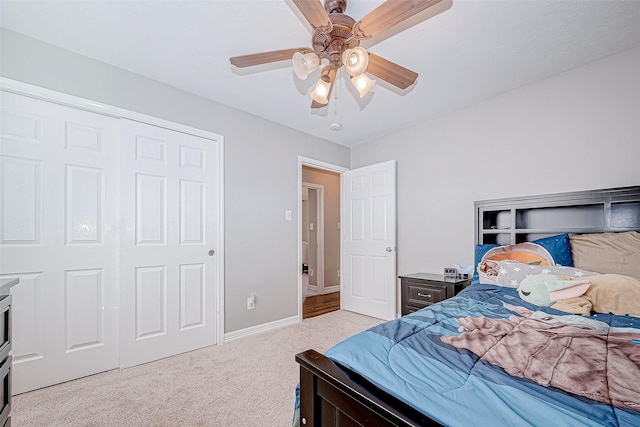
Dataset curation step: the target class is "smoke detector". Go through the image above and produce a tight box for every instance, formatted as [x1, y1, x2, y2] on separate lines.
[329, 122, 342, 131]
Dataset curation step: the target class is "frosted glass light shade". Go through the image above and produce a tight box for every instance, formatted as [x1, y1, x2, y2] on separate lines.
[351, 74, 375, 98]
[310, 77, 331, 104]
[292, 52, 320, 80]
[342, 46, 369, 76]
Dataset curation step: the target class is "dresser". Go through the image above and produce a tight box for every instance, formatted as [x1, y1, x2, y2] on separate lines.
[0, 278, 17, 427]
[399, 273, 469, 315]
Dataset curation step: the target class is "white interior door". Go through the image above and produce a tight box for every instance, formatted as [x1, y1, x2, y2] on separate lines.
[303, 183, 325, 295]
[119, 119, 219, 368]
[341, 160, 396, 320]
[0, 91, 119, 393]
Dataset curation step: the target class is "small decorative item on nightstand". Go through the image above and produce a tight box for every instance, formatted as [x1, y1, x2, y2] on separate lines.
[443, 267, 458, 279]
[399, 273, 470, 315]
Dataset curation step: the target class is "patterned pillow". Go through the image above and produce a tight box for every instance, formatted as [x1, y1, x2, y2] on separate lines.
[478, 242, 555, 285]
[495, 262, 597, 288]
[473, 244, 499, 281]
[474, 233, 574, 282]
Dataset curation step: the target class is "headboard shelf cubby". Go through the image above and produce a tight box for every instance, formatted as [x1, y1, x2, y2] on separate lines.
[475, 186, 640, 245]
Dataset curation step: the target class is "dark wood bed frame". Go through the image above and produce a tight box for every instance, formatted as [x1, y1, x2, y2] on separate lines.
[295, 185, 640, 427]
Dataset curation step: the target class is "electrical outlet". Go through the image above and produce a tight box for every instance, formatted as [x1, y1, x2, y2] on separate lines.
[337, 269, 340, 277]
[247, 294, 255, 310]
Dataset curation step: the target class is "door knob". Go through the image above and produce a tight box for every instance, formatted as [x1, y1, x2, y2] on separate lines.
[208, 250, 215, 256]
[386, 247, 394, 252]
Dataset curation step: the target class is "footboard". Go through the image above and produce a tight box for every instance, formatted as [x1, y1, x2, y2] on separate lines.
[295, 350, 441, 427]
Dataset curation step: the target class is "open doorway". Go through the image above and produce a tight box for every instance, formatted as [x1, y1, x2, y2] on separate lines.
[301, 165, 342, 318]
[298, 158, 397, 322]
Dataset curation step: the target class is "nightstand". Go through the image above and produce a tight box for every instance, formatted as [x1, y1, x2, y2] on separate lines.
[0, 278, 17, 427]
[399, 273, 470, 315]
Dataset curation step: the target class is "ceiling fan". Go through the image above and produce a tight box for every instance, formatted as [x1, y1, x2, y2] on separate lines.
[230, 0, 452, 108]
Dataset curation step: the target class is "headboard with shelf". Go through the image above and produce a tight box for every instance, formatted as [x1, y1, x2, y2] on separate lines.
[475, 186, 640, 245]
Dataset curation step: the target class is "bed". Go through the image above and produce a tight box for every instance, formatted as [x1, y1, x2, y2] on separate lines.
[295, 186, 640, 427]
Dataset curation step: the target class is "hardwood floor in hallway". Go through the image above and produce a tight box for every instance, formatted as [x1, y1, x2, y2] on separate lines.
[302, 292, 340, 319]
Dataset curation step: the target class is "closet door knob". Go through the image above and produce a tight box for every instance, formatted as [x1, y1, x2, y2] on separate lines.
[208, 250, 215, 256]
[386, 247, 394, 252]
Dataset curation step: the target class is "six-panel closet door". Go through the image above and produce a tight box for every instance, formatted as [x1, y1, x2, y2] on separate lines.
[119, 119, 219, 368]
[0, 90, 221, 394]
[0, 92, 120, 394]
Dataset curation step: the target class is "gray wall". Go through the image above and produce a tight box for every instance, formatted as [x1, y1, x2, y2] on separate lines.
[0, 29, 350, 333]
[351, 47, 640, 285]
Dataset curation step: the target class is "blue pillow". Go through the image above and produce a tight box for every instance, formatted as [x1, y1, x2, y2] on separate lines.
[532, 233, 574, 267]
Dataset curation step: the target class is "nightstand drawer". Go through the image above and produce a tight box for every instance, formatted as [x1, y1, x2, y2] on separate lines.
[407, 284, 446, 306]
[400, 273, 468, 316]
[404, 305, 423, 315]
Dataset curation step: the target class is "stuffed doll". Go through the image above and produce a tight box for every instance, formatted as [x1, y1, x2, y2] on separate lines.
[517, 273, 640, 317]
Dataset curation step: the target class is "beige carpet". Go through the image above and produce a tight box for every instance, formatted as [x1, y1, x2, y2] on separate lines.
[12, 310, 382, 427]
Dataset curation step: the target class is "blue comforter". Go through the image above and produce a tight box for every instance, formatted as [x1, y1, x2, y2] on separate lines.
[325, 284, 640, 427]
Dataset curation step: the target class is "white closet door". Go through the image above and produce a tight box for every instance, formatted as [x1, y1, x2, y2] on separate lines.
[0, 91, 119, 394]
[119, 119, 219, 367]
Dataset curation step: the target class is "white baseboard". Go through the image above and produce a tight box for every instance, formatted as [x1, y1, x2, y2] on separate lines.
[224, 315, 299, 342]
[305, 285, 339, 296]
[323, 285, 340, 294]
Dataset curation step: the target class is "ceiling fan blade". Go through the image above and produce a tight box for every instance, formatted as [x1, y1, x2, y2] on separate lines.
[311, 67, 337, 109]
[292, 0, 333, 34]
[353, 0, 444, 40]
[366, 53, 418, 89]
[230, 48, 312, 68]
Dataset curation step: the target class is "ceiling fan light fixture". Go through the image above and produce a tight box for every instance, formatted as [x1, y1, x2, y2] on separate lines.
[231, 0, 446, 108]
[351, 73, 375, 98]
[342, 46, 369, 76]
[292, 52, 320, 80]
[310, 75, 331, 104]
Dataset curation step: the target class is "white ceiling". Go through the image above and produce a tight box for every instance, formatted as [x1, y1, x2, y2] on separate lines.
[2, 0, 640, 148]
